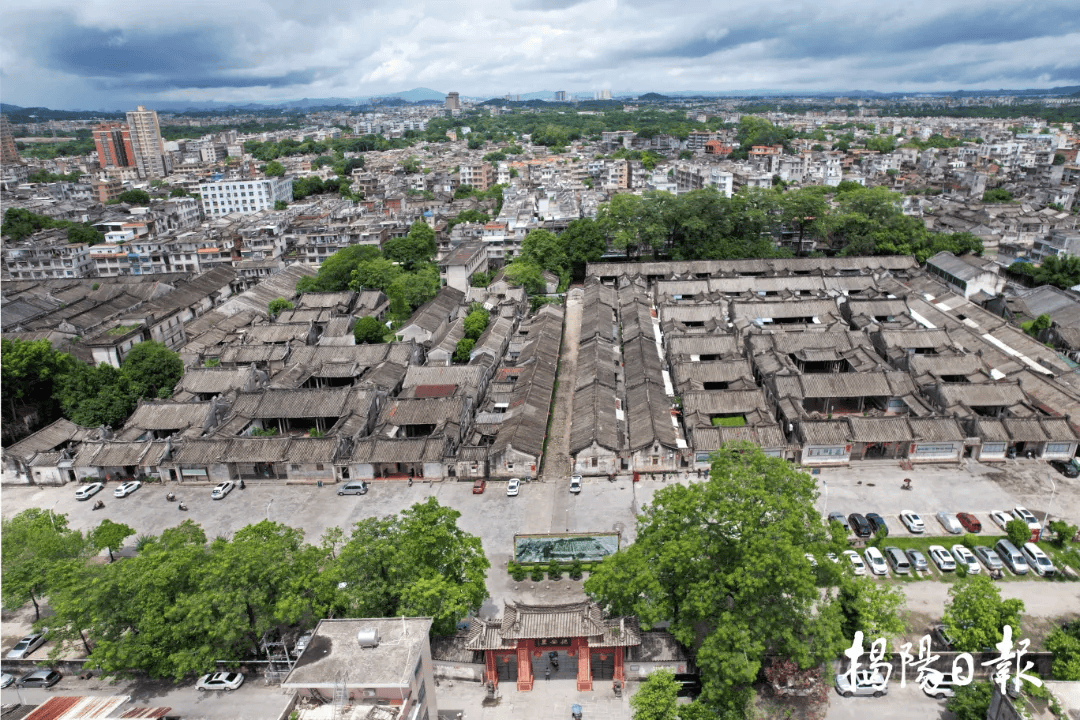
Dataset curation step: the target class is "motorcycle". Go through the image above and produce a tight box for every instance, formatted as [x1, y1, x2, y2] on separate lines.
[178, 502, 188, 511]
[166, 492, 176, 502]
[92, 499, 105, 510]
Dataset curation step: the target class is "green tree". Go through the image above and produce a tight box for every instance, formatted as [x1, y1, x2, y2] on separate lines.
[67, 224, 105, 245]
[1021, 313, 1052, 338]
[585, 443, 844, 717]
[946, 680, 993, 720]
[561, 218, 608, 281]
[1045, 622, 1080, 680]
[2, 509, 88, 619]
[268, 297, 294, 318]
[117, 189, 151, 206]
[630, 669, 679, 720]
[274, 200, 288, 211]
[942, 575, 1024, 652]
[91, 518, 136, 562]
[1005, 518, 1031, 548]
[121, 341, 184, 400]
[463, 307, 490, 340]
[838, 574, 906, 640]
[1047, 520, 1078, 547]
[353, 316, 386, 344]
[521, 229, 568, 277]
[297, 244, 382, 293]
[264, 161, 286, 177]
[982, 189, 1013, 203]
[169, 187, 191, 197]
[383, 221, 437, 271]
[454, 338, 476, 363]
[502, 259, 547, 295]
[54, 362, 138, 427]
[1, 337, 73, 426]
[350, 256, 403, 293]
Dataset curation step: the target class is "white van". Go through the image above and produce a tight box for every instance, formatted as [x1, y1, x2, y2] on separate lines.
[337, 481, 369, 496]
[994, 539, 1028, 575]
[1021, 543, 1056, 577]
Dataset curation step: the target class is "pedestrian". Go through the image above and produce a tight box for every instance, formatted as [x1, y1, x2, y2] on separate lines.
[545, 669, 550, 681]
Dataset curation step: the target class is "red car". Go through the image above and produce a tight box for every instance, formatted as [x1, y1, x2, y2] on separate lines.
[472, 479, 486, 494]
[956, 512, 982, 533]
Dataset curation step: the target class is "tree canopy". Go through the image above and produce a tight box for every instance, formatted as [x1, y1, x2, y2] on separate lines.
[1, 207, 104, 245]
[28, 499, 487, 679]
[585, 443, 846, 717]
[353, 316, 386, 344]
[942, 575, 1024, 652]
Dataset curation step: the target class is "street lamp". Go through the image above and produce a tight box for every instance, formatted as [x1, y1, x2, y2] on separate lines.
[820, 478, 828, 518]
[1045, 473, 1057, 534]
[266, 498, 273, 521]
[565, 509, 569, 533]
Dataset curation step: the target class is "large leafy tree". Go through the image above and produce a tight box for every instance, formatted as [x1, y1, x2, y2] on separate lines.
[630, 669, 679, 720]
[54, 362, 138, 427]
[383, 221, 437, 271]
[353, 316, 386, 344]
[297, 244, 381, 293]
[502, 259, 547, 295]
[521, 229, 568, 277]
[838, 574, 906, 640]
[585, 443, 845, 717]
[2, 509, 88, 619]
[560, 218, 607, 280]
[942, 575, 1024, 652]
[1046, 622, 1080, 680]
[90, 518, 136, 562]
[1, 337, 73, 425]
[121, 341, 184, 399]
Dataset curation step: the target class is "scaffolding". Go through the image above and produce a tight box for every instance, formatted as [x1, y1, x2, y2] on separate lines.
[261, 630, 297, 685]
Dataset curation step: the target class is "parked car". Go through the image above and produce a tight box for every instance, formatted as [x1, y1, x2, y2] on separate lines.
[337, 481, 369, 495]
[834, 669, 888, 698]
[863, 546, 888, 576]
[828, 512, 850, 531]
[472, 479, 486, 494]
[210, 481, 234, 499]
[74, 482, 104, 500]
[956, 512, 982, 533]
[569, 475, 582, 493]
[906, 549, 930, 573]
[973, 546, 1004, 572]
[196, 672, 245, 691]
[1021, 543, 1056, 577]
[951, 545, 981, 574]
[865, 513, 889, 537]
[506, 478, 520, 496]
[848, 513, 873, 538]
[1013, 506, 1040, 532]
[884, 546, 910, 574]
[928, 545, 956, 572]
[922, 671, 961, 699]
[16, 670, 61, 688]
[900, 511, 925, 534]
[0, 673, 13, 689]
[804, 553, 817, 567]
[842, 549, 866, 576]
[932, 623, 957, 650]
[936, 512, 963, 534]
[6, 629, 47, 659]
[825, 553, 840, 564]
[113, 480, 142, 498]
[994, 539, 1029, 576]
[990, 510, 1014, 530]
[1049, 459, 1080, 478]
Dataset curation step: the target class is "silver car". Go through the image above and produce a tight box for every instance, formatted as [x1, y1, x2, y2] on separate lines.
[973, 546, 1004, 571]
[906, 549, 930, 572]
[936, 512, 963, 534]
[835, 669, 888, 698]
[6, 629, 47, 659]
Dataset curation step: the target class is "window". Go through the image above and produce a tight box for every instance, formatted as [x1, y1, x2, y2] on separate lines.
[591, 457, 598, 467]
[290, 464, 300, 471]
[1046, 442, 1071, 454]
[913, 443, 955, 456]
[316, 463, 325, 471]
[807, 447, 846, 457]
[982, 442, 1006, 454]
[416, 681, 426, 706]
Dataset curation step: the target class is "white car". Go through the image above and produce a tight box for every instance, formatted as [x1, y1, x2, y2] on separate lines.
[6, 629, 48, 659]
[1021, 543, 1057, 577]
[990, 510, 1014, 530]
[936, 512, 963, 534]
[0, 673, 13, 689]
[1013, 506, 1040, 531]
[74, 482, 104, 500]
[842, 550, 866, 576]
[506, 478, 520, 496]
[950, 545, 981, 574]
[113, 480, 142, 498]
[196, 671, 245, 691]
[835, 669, 888, 698]
[928, 545, 956, 572]
[569, 475, 582, 493]
[210, 481, 235, 500]
[900, 511, 925, 534]
[825, 553, 840, 564]
[863, 547, 888, 576]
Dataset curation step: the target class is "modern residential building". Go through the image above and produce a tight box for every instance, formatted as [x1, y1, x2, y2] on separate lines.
[126, 106, 170, 178]
[93, 122, 136, 169]
[2, 229, 95, 279]
[198, 177, 294, 216]
[554, 91, 567, 102]
[445, 92, 460, 111]
[0, 114, 22, 166]
[459, 163, 493, 191]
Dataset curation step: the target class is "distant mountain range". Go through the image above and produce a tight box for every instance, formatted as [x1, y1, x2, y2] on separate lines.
[3, 84, 1078, 116]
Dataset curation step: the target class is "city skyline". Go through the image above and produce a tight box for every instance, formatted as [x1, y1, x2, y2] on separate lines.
[1, 0, 1078, 110]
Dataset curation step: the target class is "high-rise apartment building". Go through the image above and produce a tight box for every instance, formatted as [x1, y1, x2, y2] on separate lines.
[554, 91, 567, 102]
[93, 122, 135, 169]
[126, 106, 170, 178]
[0, 115, 23, 166]
[445, 92, 460, 110]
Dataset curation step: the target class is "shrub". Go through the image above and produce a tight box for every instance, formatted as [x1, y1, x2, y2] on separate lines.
[510, 563, 527, 581]
[962, 533, 979, 550]
[547, 561, 563, 580]
[1006, 518, 1031, 548]
[530, 566, 545, 582]
[569, 557, 584, 580]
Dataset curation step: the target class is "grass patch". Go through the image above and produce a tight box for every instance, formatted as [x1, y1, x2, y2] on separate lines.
[711, 415, 747, 427]
[106, 323, 141, 336]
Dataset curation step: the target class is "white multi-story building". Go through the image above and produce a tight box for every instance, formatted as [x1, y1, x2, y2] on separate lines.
[198, 177, 294, 217]
[126, 106, 171, 178]
[3, 230, 95, 279]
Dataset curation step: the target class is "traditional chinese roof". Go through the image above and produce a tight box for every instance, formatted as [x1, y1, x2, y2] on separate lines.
[465, 601, 640, 651]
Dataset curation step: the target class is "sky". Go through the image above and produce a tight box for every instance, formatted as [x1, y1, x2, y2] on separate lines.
[2, 0, 1079, 110]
